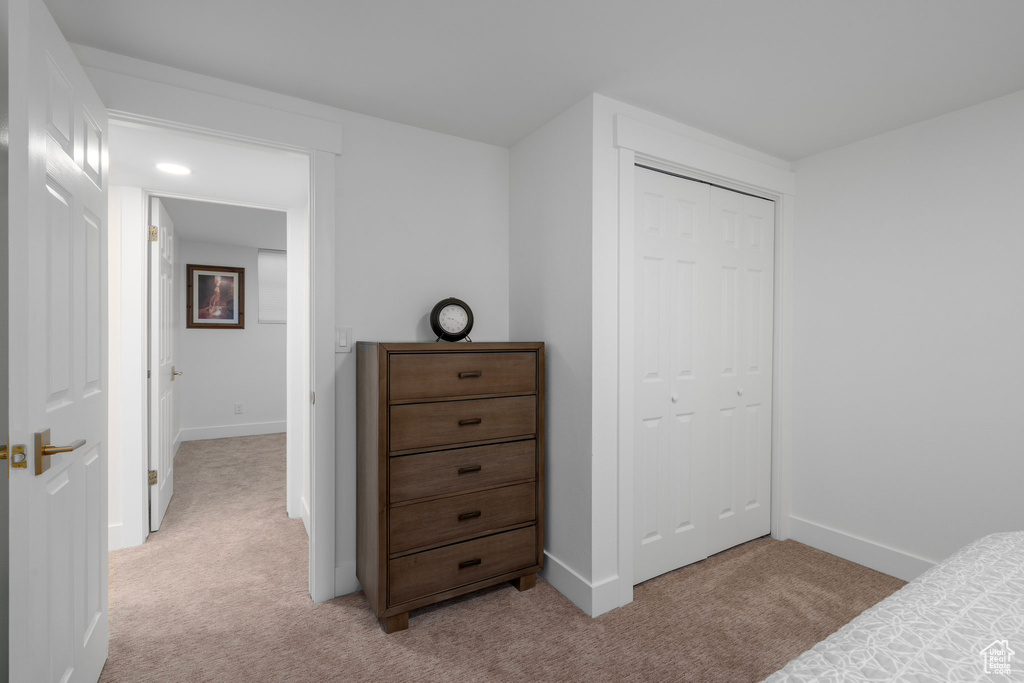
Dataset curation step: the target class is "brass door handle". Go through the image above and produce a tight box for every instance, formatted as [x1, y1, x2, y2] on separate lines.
[35, 428, 86, 476]
[42, 439, 86, 456]
[172, 366, 183, 380]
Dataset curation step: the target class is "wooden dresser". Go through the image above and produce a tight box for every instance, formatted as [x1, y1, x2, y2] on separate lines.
[356, 342, 545, 633]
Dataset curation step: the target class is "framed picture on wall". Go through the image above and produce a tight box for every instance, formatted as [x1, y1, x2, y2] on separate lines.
[187, 264, 245, 329]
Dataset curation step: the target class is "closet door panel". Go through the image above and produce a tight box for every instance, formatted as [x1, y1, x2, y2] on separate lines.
[633, 168, 710, 583]
[707, 188, 774, 555]
[633, 167, 775, 582]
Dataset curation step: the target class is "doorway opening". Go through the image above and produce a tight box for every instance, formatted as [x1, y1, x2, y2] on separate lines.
[106, 120, 313, 570]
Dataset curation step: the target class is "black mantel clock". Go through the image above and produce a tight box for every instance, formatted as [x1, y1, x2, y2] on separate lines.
[430, 297, 473, 342]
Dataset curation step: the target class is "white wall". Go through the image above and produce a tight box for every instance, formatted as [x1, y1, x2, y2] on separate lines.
[790, 88, 1024, 579]
[177, 239, 287, 440]
[332, 110, 511, 593]
[509, 96, 595, 603]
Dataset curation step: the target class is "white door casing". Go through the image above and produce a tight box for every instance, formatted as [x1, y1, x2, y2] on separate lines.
[633, 167, 773, 584]
[8, 0, 109, 679]
[148, 197, 176, 531]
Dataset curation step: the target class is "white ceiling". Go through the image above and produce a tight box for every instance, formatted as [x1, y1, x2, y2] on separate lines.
[49, 0, 1024, 160]
[109, 123, 301, 250]
[108, 123, 309, 210]
[158, 198, 287, 251]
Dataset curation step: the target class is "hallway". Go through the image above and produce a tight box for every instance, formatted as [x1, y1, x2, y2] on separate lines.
[102, 433, 308, 681]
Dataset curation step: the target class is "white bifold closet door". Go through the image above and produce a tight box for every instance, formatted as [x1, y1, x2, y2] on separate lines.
[633, 166, 774, 584]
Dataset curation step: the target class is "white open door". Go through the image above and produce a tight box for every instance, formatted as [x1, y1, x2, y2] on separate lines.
[148, 197, 176, 530]
[7, 0, 109, 680]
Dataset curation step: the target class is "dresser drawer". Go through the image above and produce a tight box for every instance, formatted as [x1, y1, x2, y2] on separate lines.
[389, 396, 536, 452]
[390, 352, 536, 401]
[388, 527, 537, 606]
[389, 482, 536, 554]
[390, 441, 536, 503]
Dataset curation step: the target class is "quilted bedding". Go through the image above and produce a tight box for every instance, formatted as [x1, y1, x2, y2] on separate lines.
[764, 532, 1024, 682]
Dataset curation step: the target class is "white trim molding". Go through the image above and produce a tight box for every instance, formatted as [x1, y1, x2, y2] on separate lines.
[612, 111, 797, 611]
[788, 515, 936, 581]
[178, 421, 286, 442]
[334, 561, 359, 597]
[73, 44, 344, 155]
[308, 150, 337, 603]
[614, 115, 795, 196]
[541, 552, 621, 618]
[108, 523, 125, 553]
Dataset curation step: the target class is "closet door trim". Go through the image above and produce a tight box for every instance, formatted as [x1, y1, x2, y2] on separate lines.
[613, 113, 796, 609]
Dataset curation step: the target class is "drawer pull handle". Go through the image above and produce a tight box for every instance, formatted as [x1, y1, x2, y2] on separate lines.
[458, 510, 482, 521]
[458, 558, 482, 569]
[458, 371, 483, 378]
[458, 418, 482, 426]
[457, 465, 482, 475]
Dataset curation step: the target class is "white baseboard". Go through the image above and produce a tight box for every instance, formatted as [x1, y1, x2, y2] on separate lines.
[335, 561, 360, 596]
[788, 515, 936, 582]
[109, 523, 124, 552]
[540, 551, 622, 618]
[172, 429, 182, 457]
[179, 421, 286, 442]
[108, 522, 146, 552]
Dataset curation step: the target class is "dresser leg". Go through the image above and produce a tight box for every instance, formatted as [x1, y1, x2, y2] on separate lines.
[513, 573, 537, 592]
[381, 613, 409, 634]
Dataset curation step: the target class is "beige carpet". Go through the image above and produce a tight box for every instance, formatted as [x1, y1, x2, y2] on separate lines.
[101, 434, 904, 682]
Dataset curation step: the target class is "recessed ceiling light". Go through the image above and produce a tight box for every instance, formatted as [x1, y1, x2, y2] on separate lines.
[156, 162, 191, 175]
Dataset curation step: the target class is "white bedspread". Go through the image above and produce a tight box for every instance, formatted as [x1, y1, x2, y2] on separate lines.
[765, 531, 1024, 682]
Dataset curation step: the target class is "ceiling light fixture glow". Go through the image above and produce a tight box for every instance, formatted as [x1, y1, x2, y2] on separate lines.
[156, 162, 192, 175]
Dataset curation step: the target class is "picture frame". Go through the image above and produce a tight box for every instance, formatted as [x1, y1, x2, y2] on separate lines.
[186, 264, 245, 329]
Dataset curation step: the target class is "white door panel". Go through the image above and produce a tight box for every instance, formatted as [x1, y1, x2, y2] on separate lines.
[8, 0, 109, 679]
[149, 198, 176, 530]
[634, 167, 773, 584]
[633, 168, 711, 583]
[706, 186, 774, 556]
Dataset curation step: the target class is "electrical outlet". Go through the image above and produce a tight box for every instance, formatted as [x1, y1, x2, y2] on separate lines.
[234, 403, 244, 414]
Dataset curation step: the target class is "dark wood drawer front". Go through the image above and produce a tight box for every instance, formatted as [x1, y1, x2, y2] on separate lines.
[389, 527, 537, 606]
[389, 441, 536, 503]
[390, 396, 536, 452]
[389, 352, 536, 401]
[389, 483, 536, 554]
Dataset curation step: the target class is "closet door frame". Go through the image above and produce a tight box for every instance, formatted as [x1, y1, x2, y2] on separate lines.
[613, 114, 796, 607]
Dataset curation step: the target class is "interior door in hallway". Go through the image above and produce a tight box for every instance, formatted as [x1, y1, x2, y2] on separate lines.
[7, 0, 110, 679]
[148, 197, 176, 531]
[633, 167, 774, 584]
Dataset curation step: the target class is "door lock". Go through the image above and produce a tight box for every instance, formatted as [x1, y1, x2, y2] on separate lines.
[172, 365, 183, 380]
[1, 442, 28, 472]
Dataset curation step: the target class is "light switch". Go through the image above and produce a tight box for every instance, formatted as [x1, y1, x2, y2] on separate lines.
[336, 326, 353, 353]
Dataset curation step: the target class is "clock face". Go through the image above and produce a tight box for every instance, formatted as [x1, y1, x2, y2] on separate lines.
[438, 304, 469, 334]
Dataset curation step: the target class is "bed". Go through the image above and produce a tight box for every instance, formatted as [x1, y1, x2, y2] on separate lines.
[765, 531, 1024, 682]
